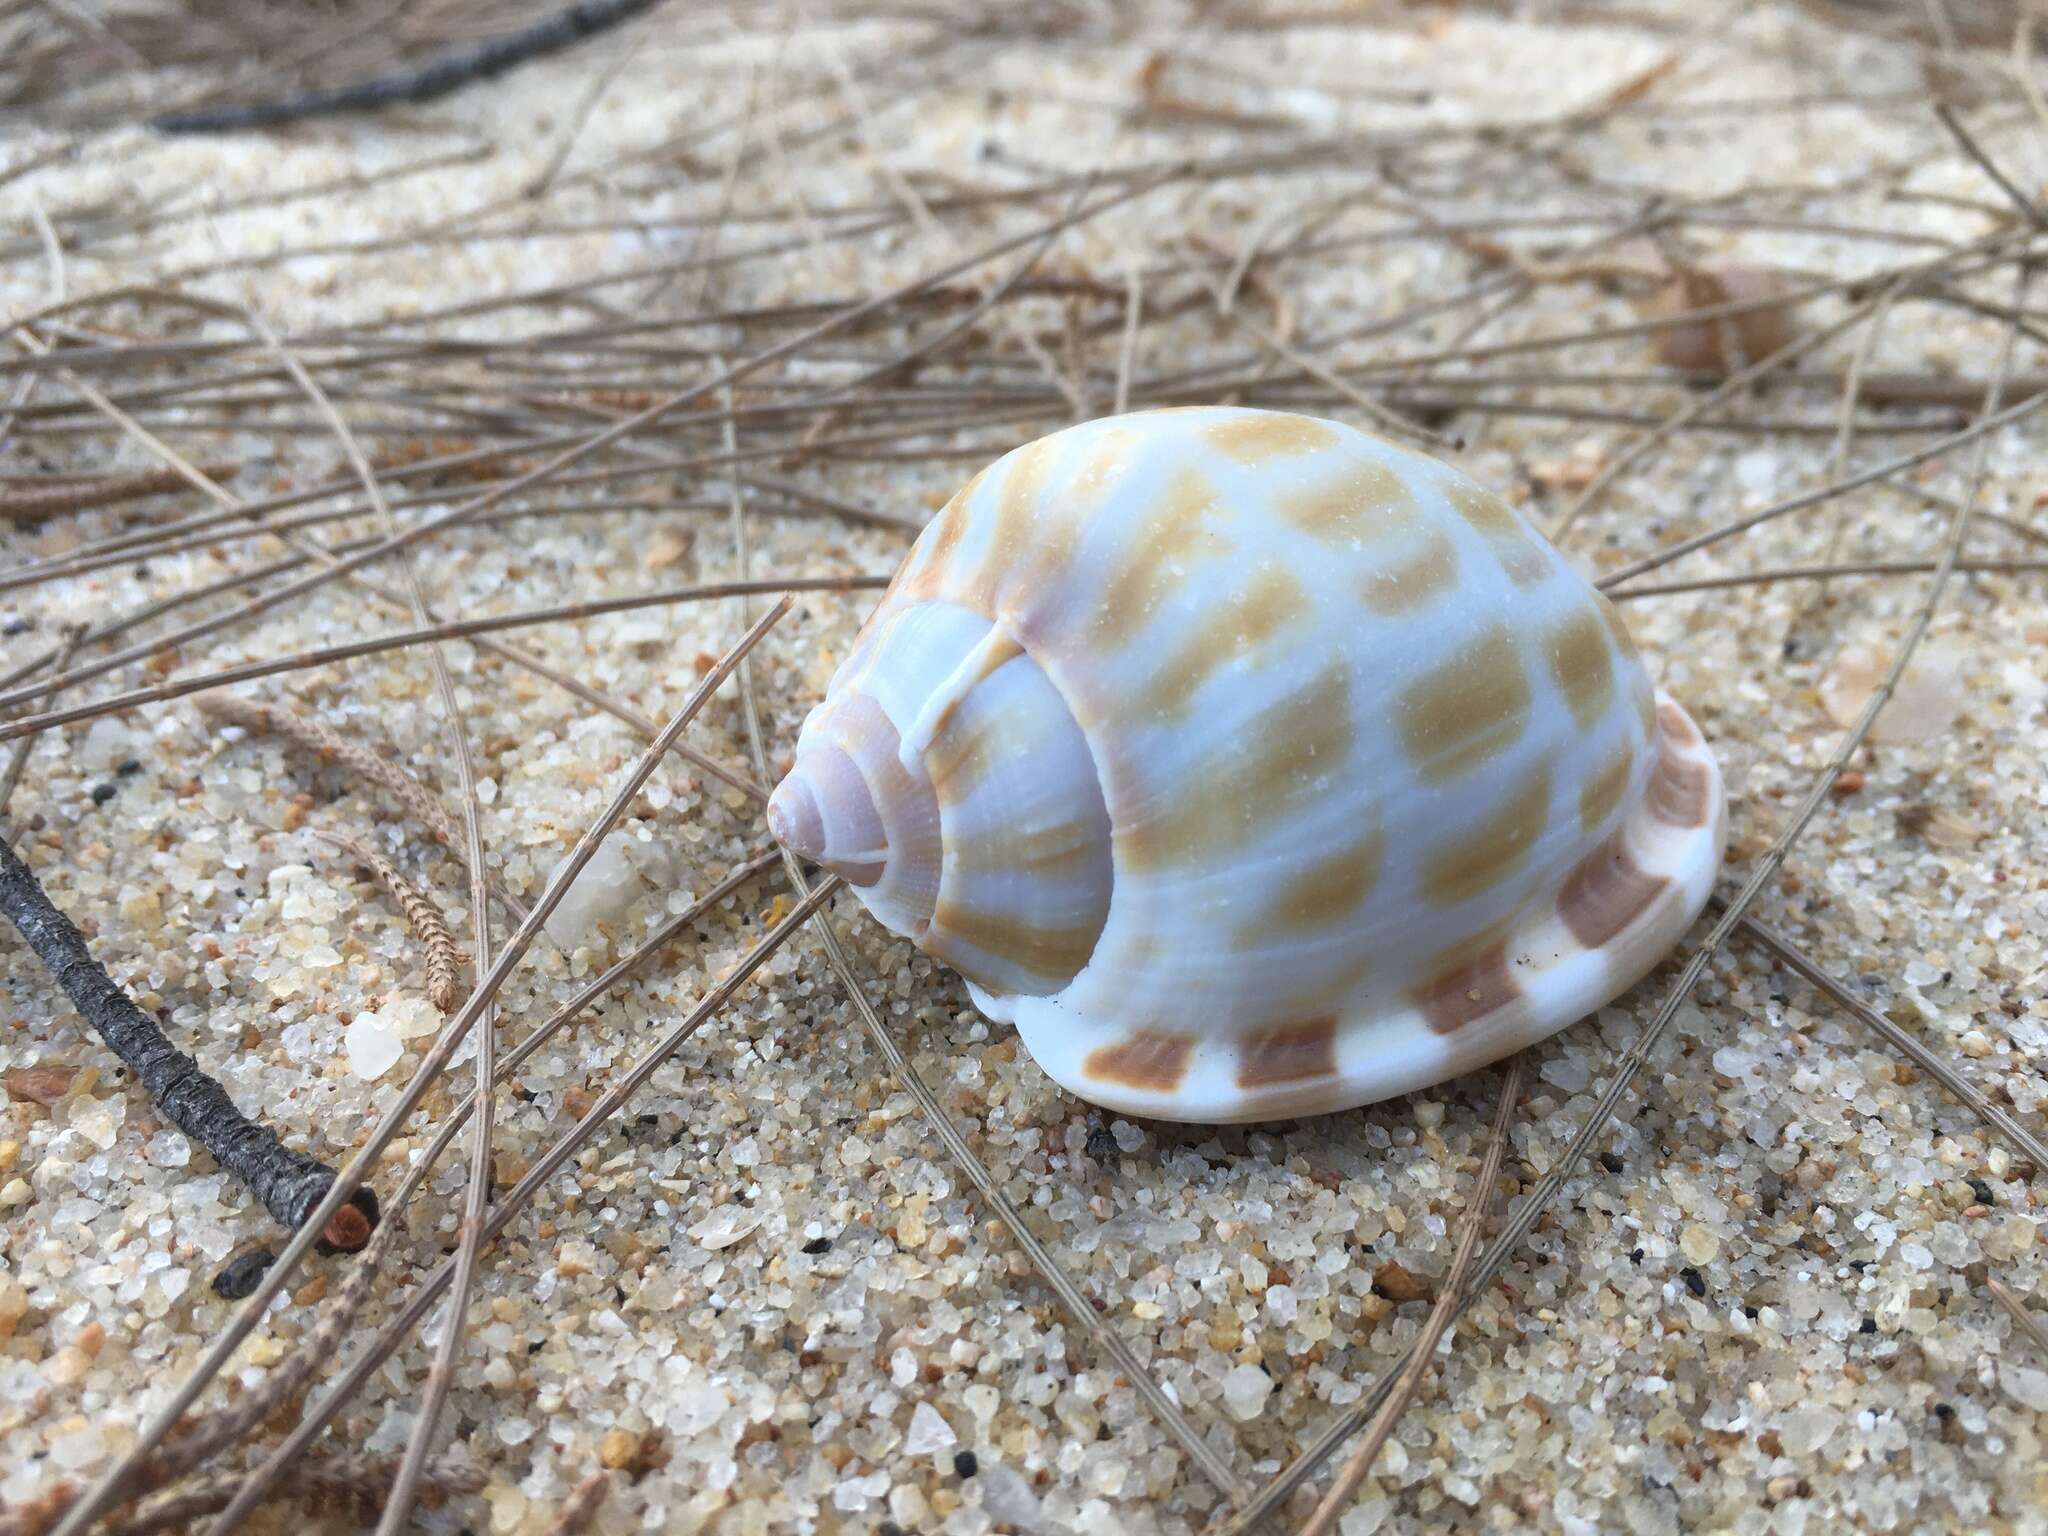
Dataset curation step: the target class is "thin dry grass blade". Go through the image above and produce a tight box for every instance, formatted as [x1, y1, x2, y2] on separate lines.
[1296, 1055, 1524, 1536]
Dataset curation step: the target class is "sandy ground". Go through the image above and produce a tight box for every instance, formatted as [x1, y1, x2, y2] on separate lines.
[1, 5, 2045, 1534]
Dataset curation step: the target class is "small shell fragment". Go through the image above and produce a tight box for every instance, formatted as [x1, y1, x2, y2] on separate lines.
[1645, 264, 1800, 374]
[344, 1012, 403, 1080]
[1818, 639, 1967, 745]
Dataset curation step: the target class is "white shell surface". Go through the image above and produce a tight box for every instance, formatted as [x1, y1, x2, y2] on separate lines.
[782, 407, 1725, 1122]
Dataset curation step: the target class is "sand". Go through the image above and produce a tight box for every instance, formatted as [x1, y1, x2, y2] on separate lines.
[1, 4, 2044, 1534]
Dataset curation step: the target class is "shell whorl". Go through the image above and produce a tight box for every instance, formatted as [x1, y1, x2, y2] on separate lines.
[784, 599, 1114, 997]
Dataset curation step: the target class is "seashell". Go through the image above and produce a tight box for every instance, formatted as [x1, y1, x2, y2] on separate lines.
[767, 408, 1726, 1122]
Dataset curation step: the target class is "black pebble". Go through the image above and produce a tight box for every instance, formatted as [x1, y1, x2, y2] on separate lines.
[1085, 1126, 1119, 1162]
[1969, 1177, 1996, 1206]
[1933, 1402, 1954, 1420]
[1860, 1317, 1877, 1334]
[1599, 1151, 1624, 1174]
[1679, 1266, 1706, 1298]
[90, 782, 116, 805]
[116, 759, 143, 777]
[213, 1249, 277, 1299]
[1, 617, 31, 637]
[953, 1450, 978, 1479]
[801, 1235, 831, 1255]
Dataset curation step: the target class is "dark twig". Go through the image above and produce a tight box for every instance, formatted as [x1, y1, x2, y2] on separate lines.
[0, 462, 240, 524]
[208, 869, 835, 1534]
[150, 1, 666, 134]
[0, 837, 378, 1249]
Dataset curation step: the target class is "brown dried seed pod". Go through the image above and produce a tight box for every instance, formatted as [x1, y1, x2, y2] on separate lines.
[197, 692, 529, 925]
[1644, 264, 1801, 374]
[314, 831, 466, 1012]
[195, 693, 464, 850]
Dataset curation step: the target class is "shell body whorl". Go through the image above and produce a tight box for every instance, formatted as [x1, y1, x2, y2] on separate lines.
[773, 408, 1725, 1122]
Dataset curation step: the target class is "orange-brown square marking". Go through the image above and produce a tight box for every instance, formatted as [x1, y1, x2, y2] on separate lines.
[1277, 460, 1415, 544]
[1412, 942, 1521, 1034]
[1545, 609, 1616, 729]
[1594, 592, 1643, 666]
[1443, 479, 1550, 585]
[1578, 742, 1634, 832]
[1361, 529, 1458, 615]
[1236, 1018, 1339, 1087]
[1082, 1031, 1195, 1092]
[1237, 827, 1384, 943]
[1648, 751, 1711, 828]
[1656, 698, 1699, 747]
[932, 902, 1099, 995]
[1139, 563, 1305, 720]
[1421, 768, 1552, 907]
[1396, 625, 1532, 783]
[1119, 662, 1352, 870]
[1084, 465, 1223, 649]
[1202, 413, 1339, 463]
[1557, 834, 1671, 950]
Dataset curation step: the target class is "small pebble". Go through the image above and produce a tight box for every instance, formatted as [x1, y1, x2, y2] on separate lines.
[1680, 1222, 1721, 1265]
[212, 1250, 277, 1300]
[1084, 1125, 1119, 1161]
[952, 1450, 977, 1479]
[2002, 1364, 2048, 1411]
[541, 837, 648, 948]
[90, 783, 116, 805]
[345, 1012, 403, 1080]
[1372, 1260, 1431, 1303]
[1680, 1266, 1707, 1298]
[903, 1402, 957, 1456]
[1818, 639, 1965, 744]
[976, 1461, 1043, 1529]
[1221, 1363, 1274, 1421]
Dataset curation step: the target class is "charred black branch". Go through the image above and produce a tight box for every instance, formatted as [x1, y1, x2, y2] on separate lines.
[0, 837, 376, 1250]
[152, 0, 663, 134]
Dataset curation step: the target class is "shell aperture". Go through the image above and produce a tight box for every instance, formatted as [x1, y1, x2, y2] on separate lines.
[769, 408, 1725, 1122]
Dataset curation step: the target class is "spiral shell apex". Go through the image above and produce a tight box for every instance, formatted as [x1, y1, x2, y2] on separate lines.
[770, 408, 1725, 1122]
